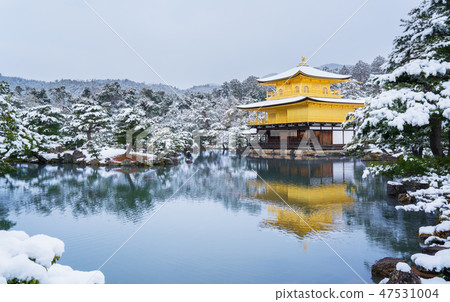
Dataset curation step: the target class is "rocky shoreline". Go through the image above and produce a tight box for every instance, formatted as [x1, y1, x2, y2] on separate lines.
[372, 177, 450, 284]
[2, 148, 188, 169]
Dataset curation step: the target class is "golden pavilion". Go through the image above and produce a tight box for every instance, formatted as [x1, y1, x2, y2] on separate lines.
[237, 58, 364, 149]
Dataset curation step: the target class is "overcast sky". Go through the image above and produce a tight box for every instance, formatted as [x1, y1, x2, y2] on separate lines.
[0, 0, 423, 89]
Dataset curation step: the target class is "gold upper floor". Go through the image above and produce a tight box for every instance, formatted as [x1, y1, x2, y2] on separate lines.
[261, 78, 346, 100]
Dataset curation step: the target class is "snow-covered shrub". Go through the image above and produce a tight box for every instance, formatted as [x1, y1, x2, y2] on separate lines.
[146, 127, 192, 158]
[0, 230, 104, 284]
[113, 104, 152, 149]
[21, 105, 66, 151]
[0, 160, 15, 176]
[363, 155, 450, 178]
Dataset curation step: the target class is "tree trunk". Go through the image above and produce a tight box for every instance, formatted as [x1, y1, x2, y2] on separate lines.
[125, 140, 133, 155]
[412, 146, 423, 158]
[87, 131, 92, 141]
[429, 118, 443, 157]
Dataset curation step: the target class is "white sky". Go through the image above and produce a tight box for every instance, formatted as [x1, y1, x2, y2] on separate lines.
[0, 0, 423, 89]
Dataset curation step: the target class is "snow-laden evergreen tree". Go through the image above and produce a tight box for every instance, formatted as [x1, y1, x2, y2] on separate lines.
[49, 86, 71, 108]
[114, 104, 154, 154]
[138, 88, 174, 117]
[352, 60, 371, 83]
[0, 82, 39, 159]
[21, 105, 65, 150]
[242, 76, 267, 101]
[370, 56, 387, 75]
[339, 65, 351, 75]
[345, 0, 450, 157]
[96, 82, 123, 109]
[146, 127, 192, 158]
[64, 97, 112, 149]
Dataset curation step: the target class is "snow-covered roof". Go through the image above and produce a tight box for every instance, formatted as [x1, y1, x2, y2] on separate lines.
[258, 65, 351, 83]
[237, 96, 364, 110]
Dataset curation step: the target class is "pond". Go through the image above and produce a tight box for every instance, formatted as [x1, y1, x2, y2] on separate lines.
[0, 152, 436, 284]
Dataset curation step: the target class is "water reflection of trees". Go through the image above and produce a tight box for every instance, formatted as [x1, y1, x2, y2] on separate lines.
[0, 151, 262, 223]
[0, 152, 437, 258]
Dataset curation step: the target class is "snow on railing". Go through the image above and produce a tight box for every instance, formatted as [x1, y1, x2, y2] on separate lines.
[266, 89, 341, 100]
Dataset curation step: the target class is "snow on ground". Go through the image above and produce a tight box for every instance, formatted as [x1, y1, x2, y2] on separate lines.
[42, 147, 156, 164]
[41, 153, 58, 161]
[0, 230, 104, 284]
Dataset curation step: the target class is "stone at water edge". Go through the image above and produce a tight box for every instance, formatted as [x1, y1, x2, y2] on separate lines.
[87, 159, 100, 166]
[387, 270, 421, 284]
[72, 150, 86, 160]
[371, 257, 406, 278]
[121, 159, 133, 166]
[397, 193, 417, 205]
[401, 180, 429, 192]
[136, 157, 153, 167]
[162, 158, 174, 166]
[421, 246, 450, 256]
[386, 182, 406, 197]
[435, 229, 450, 240]
[62, 153, 74, 164]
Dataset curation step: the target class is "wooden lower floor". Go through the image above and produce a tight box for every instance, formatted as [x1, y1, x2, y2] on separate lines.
[248, 123, 355, 150]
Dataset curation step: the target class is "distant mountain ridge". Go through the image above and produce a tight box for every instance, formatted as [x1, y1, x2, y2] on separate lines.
[0, 73, 223, 96]
[0, 63, 351, 96]
[317, 63, 354, 73]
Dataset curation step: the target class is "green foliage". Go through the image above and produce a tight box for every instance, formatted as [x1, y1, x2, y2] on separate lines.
[147, 127, 192, 158]
[21, 105, 65, 151]
[7, 278, 39, 284]
[113, 105, 150, 146]
[0, 219, 16, 230]
[65, 97, 112, 148]
[86, 140, 100, 159]
[367, 155, 450, 178]
[0, 160, 16, 176]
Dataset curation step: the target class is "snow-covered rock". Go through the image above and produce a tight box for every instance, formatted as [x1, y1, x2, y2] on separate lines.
[0, 230, 104, 284]
[395, 262, 411, 273]
[412, 249, 450, 273]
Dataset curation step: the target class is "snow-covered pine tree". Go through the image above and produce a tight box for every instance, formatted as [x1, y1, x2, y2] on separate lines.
[96, 82, 123, 109]
[370, 56, 387, 75]
[21, 105, 65, 150]
[0, 82, 39, 159]
[352, 60, 371, 83]
[345, 0, 450, 157]
[65, 97, 112, 149]
[114, 104, 152, 153]
[339, 65, 351, 75]
[49, 86, 72, 108]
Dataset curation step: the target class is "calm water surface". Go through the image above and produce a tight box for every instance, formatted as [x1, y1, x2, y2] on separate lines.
[0, 152, 436, 283]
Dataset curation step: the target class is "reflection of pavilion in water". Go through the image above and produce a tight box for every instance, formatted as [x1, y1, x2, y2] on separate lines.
[246, 159, 359, 239]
